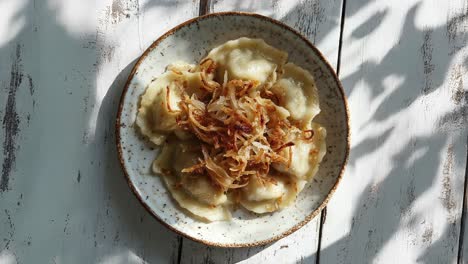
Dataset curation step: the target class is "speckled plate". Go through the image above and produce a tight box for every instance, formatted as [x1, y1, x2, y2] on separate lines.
[116, 12, 350, 247]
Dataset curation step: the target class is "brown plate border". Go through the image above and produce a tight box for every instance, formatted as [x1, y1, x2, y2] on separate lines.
[115, 11, 351, 248]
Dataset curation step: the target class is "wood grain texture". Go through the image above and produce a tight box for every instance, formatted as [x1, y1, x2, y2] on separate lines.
[318, 0, 468, 263]
[0, 0, 198, 263]
[1, 0, 467, 263]
[179, 0, 343, 263]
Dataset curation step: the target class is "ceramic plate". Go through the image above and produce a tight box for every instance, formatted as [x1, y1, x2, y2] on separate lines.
[116, 12, 350, 247]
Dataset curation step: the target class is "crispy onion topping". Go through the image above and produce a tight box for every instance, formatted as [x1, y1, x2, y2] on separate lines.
[170, 60, 315, 190]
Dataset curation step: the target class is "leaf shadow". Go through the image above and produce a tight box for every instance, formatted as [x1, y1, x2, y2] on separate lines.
[351, 8, 388, 40]
[317, 1, 468, 263]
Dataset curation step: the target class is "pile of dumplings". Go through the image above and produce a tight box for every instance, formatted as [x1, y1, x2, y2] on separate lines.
[136, 38, 326, 222]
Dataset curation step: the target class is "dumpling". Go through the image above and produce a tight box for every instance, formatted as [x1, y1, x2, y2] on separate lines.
[180, 174, 227, 206]
[153, 142, 230, 221]
[170, 142, 227, 206]
[161, 170, 230, 222]
[256, 97, 291, 119]
[308, 124, 327, 180]
[136, 67, 207, 145]
[136, 72, 184, 145]
[273, 123, 327, 181]
[206, 37, 288, 85]
[167, 61, 196, 72]
[167, 61, 207, 98]
[270, 63, 320, 128]
[274, 140, 313, 178]
[136, 37, 329, 220]
[243, 175, 286, 202]
[240, 176, 285, 214]
[240, 175, 305, 214]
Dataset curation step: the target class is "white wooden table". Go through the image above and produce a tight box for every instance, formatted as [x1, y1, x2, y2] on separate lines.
[0, 0, 467, 263]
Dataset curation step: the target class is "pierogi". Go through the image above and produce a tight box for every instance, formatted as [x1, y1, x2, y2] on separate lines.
[136, 38, 326, 222]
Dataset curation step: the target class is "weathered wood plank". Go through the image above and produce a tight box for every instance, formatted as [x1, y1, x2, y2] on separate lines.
[0, 0, 198, 263]
[179, 0, 343, 263]
[3, 0, 465, 263]
[319, 0, 468, 263]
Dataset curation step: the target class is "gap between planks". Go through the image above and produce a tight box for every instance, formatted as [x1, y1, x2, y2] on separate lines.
[457, 134, 468, 264]
[199, 0, 211, 17]
[175, 5, 213, 263]
[176, 5, 212, 264]
[316, 0, 347, 262]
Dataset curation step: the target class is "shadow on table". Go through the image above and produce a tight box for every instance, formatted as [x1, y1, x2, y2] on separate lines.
[314, 1, 468, 264]
[98, 58, 188, 264]
[0, 1, 167, 263]
[0, 0, 462, 263]
[0, 0, 194, 263]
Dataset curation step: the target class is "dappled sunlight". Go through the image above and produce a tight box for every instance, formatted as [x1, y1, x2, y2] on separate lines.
[414, 0, 454, 28]
[339, 2, 402, 73]
[0, 0, 185, 262]
[141, 0, 199, 48]
[0, 0, 466, 262]
[213, 0, 280, 17]
[0, 0, 26, 47]
[279, 0, 343, 68]
[48, 0, 96, 35]
[0, 250, 17, 264]
[181, 219, 319, 263]
[99, 250, 148, 264]
[90, 0, 202, 141]
[319, 0, 467, 262]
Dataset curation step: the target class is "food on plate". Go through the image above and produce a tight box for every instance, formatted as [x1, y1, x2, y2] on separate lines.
[135, 37, 326, 222]
[206, 37, 287, 85]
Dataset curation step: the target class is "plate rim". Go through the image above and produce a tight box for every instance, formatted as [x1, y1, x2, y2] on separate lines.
[115, 11, 351, 248]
